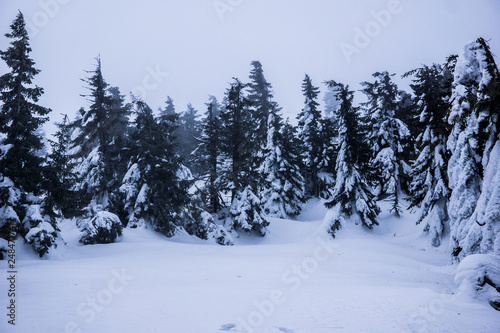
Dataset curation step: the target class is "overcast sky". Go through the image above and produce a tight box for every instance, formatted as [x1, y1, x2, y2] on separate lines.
[1, 0, 499, 136]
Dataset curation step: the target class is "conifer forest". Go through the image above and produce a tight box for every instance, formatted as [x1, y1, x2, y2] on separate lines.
[1, 4, 499, 332]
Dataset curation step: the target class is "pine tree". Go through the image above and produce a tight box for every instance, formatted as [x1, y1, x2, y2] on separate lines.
[447, 38, 500, 259]
[405, 63, 453, 247]
[0, 12, 50, 196]
[219, 79, 268, 235]
[361, 71, 411, 216]
[0, 12, 57, 257]
[247, 61, 279, 170]
[73, 57, 112, 212]
[319, 85, 341, 198]
[107, 86, 131, 187]
[72, 58, 129, 219]
[121, 99, 189, 236]
[297, 74, 323, 197]
[44, 115, 81, 220]
[194, 96, 222, 213]
[261, 110, 306, 218]
[324, 81, 380, 235]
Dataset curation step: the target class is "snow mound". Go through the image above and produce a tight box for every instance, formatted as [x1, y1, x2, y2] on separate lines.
[79, 211, 123, 245]
[455, 254, 500, 308]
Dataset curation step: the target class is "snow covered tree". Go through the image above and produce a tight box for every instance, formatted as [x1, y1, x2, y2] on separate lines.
[0, 12, 58, 257]
[324, 81, 380, 235]
[219, 79, 269, 235]
[72, 58, 130, 223]
[361, 71, 411, 216]
[447, 38, 500, 260]
[121, 99, 189, 236]
[79, 211, 122, 245]
[297, 74, 323, 197]
[260, 103, 306, 218]
[405, 63, 453, 247]
[194, 96, 223, 213]
[319, 83, 342, 198]
[247, 61, 279, 171]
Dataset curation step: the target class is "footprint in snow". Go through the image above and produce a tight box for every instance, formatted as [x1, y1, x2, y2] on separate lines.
[219, 323, 236, 331]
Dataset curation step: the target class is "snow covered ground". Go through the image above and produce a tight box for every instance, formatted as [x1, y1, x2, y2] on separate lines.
[1, 199, 499, 333]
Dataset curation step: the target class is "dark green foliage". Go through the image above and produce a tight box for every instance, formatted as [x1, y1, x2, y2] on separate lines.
[127, 100, 190, 236]
[72, 58, 130, 216]
[0, 12, 50, 195]
[407, 64, 453, 215]
[297, 74, 323, 197]
[44, 115, 81, 219]
[194, 96, 223, 213]
[219, 78, 255, 196]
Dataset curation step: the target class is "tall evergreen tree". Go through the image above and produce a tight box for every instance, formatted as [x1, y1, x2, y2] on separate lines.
[107, 86, 131, 185]
[73, 57, 112, 211]
[121, 99, 190, 235]
[247, 61, 279, 170]
[405, 63, 453, 247]
[324, 81, 380, 235]
[72, 58, 129, 218]
[219, 79, 268, 235]
[0, 12, 57, 257]
[447, 38, 500, 260]
[297, 74, 323, 197]
[261, 103, 306, 218]
[0, 12, 50, 196]
[361, 71, 411, 216]
[194, 96, 222, 213]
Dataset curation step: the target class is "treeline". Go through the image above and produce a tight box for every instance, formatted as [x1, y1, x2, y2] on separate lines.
[0, 12, 499, 261]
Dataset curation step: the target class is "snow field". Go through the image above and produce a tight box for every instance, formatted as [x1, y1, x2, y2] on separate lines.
[1, 200, 499, 333]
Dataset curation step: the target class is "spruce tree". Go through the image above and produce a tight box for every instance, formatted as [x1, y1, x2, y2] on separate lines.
[219, 79, 268, 235]
[121, 99, 189, 236]
[324, 81, 380, 235]
[44, 115, 80, 220]
[361, 71, 411, 216]
[194, 96, 222, 213]
[405, 63, 453, 247]
[0, 12, 57, 257]
[0, 12, 50, 196]
[297, 74, 323, 197]
[447, 38, 500, 259]
[261, 110, 306, 218]
[247, 61, 279, 171]
[73, 57, 112, 211]
[72, 58, 129, 218]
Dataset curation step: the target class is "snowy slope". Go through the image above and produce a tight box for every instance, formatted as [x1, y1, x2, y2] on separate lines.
[1, 200, 499, 333]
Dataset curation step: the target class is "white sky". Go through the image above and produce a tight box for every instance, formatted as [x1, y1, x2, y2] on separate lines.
[1, 0, 499, 137]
